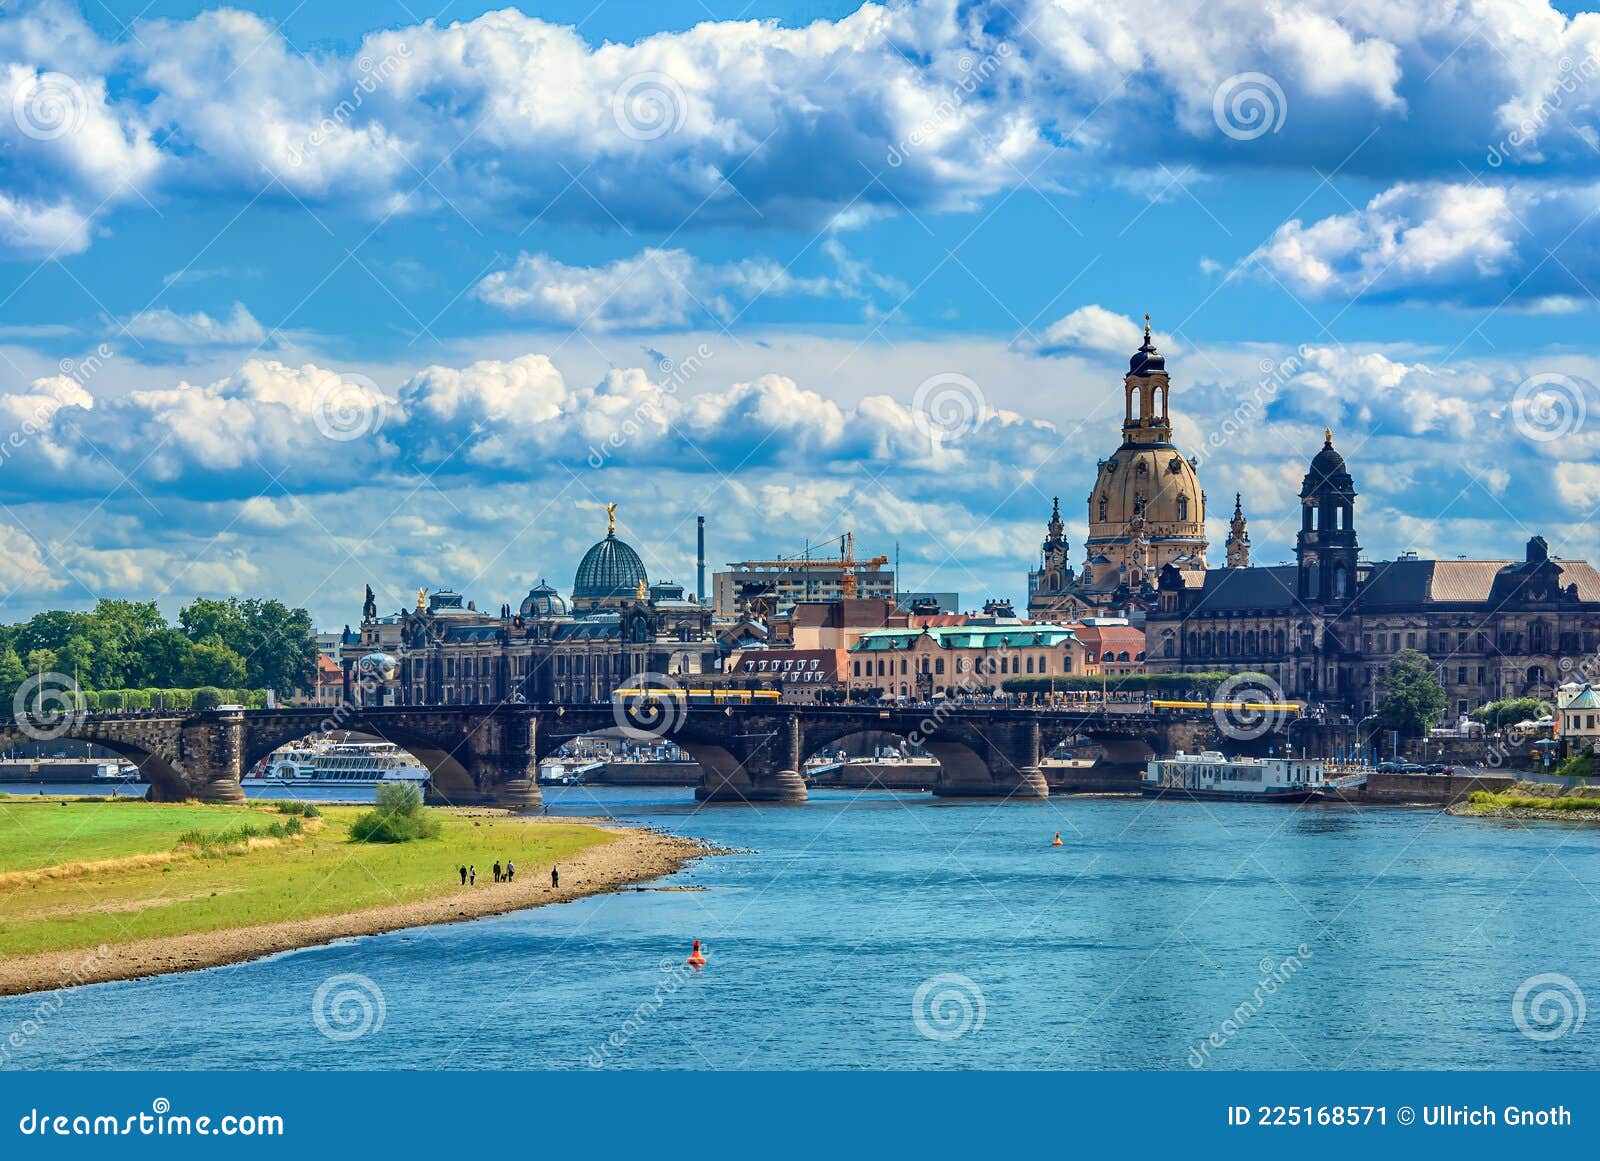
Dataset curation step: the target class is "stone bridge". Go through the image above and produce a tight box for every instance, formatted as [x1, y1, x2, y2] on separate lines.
[4, 702, 1234, 808]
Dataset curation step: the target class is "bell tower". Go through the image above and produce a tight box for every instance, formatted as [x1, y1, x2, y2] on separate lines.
[1296, 430, 1359, 603]
[1122, 315, 1172, 446]
[1225, 494, 1251, 568]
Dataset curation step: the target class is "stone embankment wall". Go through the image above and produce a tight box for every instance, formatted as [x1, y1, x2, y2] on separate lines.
[1363, 771, 1515, 804]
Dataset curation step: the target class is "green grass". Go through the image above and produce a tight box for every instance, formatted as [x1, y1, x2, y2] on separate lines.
[1467, 790, 1600, 812]
[0, 798, 613, 958]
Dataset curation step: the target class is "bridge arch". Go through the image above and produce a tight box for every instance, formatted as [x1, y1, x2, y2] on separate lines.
[242, 718, 476, 801]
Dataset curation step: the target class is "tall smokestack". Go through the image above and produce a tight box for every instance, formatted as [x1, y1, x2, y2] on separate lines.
[697, 515, 706, 606]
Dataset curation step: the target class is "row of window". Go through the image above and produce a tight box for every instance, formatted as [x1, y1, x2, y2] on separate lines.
[852, 651, 1076, 679]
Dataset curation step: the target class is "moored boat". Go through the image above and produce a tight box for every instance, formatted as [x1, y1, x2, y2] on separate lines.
[1143, 750, 1329, 803]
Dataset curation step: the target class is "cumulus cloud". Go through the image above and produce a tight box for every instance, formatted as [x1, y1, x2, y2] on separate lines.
[7, 0, 1600, 261]
[1025, 306, 1174, 357]
[1240, 181, 1600, 309]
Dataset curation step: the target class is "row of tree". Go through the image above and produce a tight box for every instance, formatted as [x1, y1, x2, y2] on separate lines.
[0, 597, 321, 704]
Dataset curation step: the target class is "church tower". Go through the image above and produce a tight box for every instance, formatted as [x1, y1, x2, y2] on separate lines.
[1081, 317, 1208, 590]
[1225, 494, 1251, 568]
[1296, 430, 1359, 603]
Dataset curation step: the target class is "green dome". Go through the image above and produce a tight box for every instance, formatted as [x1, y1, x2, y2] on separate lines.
[573, 531, 647, 603]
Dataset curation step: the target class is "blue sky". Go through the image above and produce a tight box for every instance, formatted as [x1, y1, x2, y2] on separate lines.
[4, 0, 1600, 629]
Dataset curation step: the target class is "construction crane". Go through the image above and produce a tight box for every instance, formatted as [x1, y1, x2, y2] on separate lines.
[730, 532, 890, 599]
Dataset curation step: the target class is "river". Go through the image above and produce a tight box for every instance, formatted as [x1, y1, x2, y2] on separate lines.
[3, 786, 1596, 1070]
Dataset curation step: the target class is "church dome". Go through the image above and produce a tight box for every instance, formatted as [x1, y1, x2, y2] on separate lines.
[519, 580, 569, 618]
[573, 532, 648, 604]
[1301, 429, 1355, 497]
[1128, 327, 1166, 376]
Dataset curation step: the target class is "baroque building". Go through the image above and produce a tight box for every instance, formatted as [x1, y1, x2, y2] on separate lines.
[1145, 433, 1600, 716]
[1029, 320, 1208, 619]
[1025, 317, 1600, 719]
[342, 507, 719, 705]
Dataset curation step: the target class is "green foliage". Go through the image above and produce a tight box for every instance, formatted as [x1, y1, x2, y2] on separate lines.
[274, 801, 321, 818]
[1471, 697, 1552, 730]
[1468, 790, 1600, 812]
[349, 782, 442, 844]
[1374, 649, 1447, 740]
[1554, 750, 1598, 781]
[0, 596, 317, 697]
[191, 687, 224, 711]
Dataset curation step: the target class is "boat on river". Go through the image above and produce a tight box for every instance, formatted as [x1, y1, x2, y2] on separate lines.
[1143, 750, 1331, 803]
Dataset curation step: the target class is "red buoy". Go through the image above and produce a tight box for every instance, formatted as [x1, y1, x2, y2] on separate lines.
[686, 939, 707, 968]
[1051, 832, 1064, 847]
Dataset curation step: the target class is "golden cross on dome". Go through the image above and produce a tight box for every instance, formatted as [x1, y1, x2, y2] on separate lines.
[1143, 313, 1151, 338]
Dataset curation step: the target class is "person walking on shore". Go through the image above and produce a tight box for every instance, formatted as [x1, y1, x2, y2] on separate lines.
[506, 860, 515, 883]
[550, 866, 559, 889]
[493, 860, 502, 883]
[458, 865, 467, 886]
[469, 864, 476, 885]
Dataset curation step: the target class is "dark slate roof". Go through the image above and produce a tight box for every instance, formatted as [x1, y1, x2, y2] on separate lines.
[1183, 556, 1600, 612]
[1185, 565, 1301, 612]
[440, 625, 503, 643]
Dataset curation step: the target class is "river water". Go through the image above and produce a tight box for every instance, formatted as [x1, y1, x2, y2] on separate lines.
[3, 786, 1597, 1070]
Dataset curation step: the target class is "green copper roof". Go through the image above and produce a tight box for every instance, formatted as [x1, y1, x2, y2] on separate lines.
[849, 626, 1078, 652]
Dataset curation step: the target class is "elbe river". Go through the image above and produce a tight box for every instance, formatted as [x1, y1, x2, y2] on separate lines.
[3, 786, 1597, 1069]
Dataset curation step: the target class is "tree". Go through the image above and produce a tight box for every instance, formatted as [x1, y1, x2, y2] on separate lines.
[178, 597, 318, 695]
[181, 639, 248, 688]
[1375, 649, 1448, 739]
[1471, 697, 1551, 730]
[0, 645, 25, 709]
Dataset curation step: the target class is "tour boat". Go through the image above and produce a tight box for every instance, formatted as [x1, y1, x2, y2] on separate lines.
[251, 741, 429, 786]
[1143, 750, 1330, 803]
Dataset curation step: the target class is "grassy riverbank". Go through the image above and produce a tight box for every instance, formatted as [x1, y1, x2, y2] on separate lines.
[1449, 781, 1600, 823]
[0, 796, 703, 994]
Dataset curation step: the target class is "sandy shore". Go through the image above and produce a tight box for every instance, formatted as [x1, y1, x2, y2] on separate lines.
[0, 817, 712, 998]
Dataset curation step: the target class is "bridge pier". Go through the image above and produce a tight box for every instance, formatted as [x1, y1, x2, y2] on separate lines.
[692, 713, 807, 803]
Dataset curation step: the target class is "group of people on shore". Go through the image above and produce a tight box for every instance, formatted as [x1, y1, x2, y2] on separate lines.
[456, 862, 559, 889]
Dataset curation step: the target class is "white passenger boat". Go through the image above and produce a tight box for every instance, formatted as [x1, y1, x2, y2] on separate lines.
[1143, 750, 1330, 803]
[250, 741, 429, 786]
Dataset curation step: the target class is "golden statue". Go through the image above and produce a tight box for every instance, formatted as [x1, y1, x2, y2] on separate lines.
[605, 502, 618, 534]
[1324, 426, 1333, 445]
[415, 587, 427, 612]
[636, 577, 648, 601]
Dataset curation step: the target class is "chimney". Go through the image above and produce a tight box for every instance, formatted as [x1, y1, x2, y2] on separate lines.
[697, 515, 707, 605]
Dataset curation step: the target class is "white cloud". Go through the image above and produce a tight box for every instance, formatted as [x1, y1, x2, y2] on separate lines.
[1242, 178, 1600, 309]
[121, 303, 267, 347]
[1025, 305, 1173, 357]
[473, 246, 886, 331]
[8, 0, 1600, 257]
